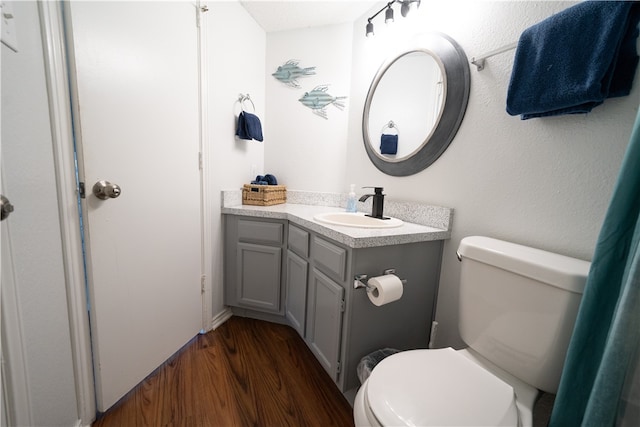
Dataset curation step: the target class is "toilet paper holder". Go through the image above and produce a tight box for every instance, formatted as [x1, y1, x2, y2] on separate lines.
[354, 269, 407, 291]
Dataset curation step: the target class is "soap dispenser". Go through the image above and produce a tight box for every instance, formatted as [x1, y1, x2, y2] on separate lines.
[346, 184, 357, 213]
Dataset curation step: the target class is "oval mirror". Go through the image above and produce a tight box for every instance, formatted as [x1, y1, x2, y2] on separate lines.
[363, 32, 470, 176]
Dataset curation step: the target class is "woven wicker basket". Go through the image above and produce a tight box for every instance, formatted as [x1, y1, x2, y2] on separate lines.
[242, 184, 287, 206]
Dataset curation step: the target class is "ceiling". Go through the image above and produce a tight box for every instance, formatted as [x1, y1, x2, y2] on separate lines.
[239, 0, 380, 33]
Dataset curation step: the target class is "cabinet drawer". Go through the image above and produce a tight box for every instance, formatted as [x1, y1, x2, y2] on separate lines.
[238, 219, 283, 245]
[311, 236, 347, 282]
[288, 224, 309, 258]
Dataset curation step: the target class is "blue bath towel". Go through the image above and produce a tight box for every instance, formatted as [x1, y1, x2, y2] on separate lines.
[236, 111, 264, 141]
[506, 1, 640, 120]
[380, 134, 398, 155]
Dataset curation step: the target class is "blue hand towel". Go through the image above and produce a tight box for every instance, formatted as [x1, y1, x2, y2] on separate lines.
[263, 174, 278, 185]
[243, 111, 264, 141]
[380, 134, 398, 155]
[506, 1, 640, 120]
[235, 112, 250, 139]
[235, 111, 264, 141]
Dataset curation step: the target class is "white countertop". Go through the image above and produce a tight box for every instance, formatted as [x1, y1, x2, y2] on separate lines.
[221, 203, 451, 248]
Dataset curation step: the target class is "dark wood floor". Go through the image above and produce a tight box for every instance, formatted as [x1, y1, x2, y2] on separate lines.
[93, 316, 354, 427]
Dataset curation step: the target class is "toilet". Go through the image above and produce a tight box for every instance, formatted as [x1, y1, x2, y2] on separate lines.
[354, 236, 591, 427]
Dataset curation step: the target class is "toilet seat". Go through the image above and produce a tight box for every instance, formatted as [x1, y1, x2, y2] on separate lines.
[364, 347, 520, 426]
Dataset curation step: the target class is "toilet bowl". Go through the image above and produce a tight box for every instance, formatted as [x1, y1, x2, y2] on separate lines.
[353, 236, 590, 427]
[354, 348, 538, 427]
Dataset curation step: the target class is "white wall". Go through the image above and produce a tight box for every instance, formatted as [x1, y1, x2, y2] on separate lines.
[267, 1, 640, 348]
[353, 0, 640, 347]
[266, 23, 353, 193]
[1, 1, 79, 424]
[207, 1, 266, 318]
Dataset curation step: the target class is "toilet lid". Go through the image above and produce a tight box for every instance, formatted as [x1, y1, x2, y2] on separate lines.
[365, 347, 519, 427]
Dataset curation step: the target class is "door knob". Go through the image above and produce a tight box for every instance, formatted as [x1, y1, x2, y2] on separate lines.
[93, 180, 122, 200]
[1, 195, 14, 221]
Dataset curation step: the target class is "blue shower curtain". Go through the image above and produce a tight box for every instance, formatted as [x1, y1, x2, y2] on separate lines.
[549, 108, 640, 426]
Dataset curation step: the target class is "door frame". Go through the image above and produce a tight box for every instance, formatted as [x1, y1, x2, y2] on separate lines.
[38, 1, 212, 424]
[38, 1, 95, 423]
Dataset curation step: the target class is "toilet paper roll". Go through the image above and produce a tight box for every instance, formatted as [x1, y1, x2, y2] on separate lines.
[367, 274, 403, 306]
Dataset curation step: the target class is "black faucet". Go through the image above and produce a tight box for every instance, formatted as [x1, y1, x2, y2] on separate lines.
[359, 187, 389, 220]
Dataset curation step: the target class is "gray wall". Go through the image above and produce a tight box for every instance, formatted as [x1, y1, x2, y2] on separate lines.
[346, 1, 639, 347]
[262, 1, 639, 348]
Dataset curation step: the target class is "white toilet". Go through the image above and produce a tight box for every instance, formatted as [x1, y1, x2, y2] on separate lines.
[354, 236, 591, 427]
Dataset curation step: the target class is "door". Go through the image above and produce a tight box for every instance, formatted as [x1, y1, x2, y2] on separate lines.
[1, 186, 29, 427]
[286, 250, 308, 337]
[236, 243, 282, 313]
[306, 268, 345, 381]
[67, 2, 203, 411]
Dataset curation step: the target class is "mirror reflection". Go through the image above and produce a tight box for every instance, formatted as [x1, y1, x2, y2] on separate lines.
[367, 51, 444, 161]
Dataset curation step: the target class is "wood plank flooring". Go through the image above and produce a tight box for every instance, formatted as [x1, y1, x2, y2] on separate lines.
[92, 316, 355, 427]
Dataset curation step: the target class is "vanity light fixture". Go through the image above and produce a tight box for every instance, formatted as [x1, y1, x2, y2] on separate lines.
[365, 0, 420, 37]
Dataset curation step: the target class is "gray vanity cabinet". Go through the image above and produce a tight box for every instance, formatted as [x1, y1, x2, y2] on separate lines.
[224, 216, 286, 315]
[341, 241, 443, 391]
[224, 214, 444, 395]
[286, 225, 349, 381]
[286, 225, 348, 381]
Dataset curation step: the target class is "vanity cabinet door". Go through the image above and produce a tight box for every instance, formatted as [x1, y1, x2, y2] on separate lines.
[224, 215, 286, 315]
[285, 250, 308, 337]
[236, 242, 282, 313]
[306, 268, 345, 381]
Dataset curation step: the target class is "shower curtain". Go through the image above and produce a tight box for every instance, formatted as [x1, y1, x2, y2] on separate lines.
[549, 108, 640, 426]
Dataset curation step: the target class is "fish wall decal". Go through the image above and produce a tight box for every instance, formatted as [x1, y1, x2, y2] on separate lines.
[272, 60, 316, 88]
[298, 85, 347, 119]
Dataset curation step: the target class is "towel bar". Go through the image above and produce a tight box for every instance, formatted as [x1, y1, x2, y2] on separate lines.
[381, 120, 399, 134]
[471, 41, 518, 71]
[238, 93, 255, 112]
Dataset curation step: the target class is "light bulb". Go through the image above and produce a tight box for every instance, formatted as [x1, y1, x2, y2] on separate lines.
[385, 6, 394, 24]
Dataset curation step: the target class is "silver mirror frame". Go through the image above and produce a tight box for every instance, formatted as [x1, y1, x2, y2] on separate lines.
[363, 32, 470, 176]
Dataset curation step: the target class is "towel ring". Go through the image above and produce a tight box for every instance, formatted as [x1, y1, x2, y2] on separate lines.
[381, 120, 399, 135]
[238, 93, 255, 112]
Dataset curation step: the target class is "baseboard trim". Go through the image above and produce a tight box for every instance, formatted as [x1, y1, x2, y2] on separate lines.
[229, 307, 289, 325]
[210, 308, 232, 331]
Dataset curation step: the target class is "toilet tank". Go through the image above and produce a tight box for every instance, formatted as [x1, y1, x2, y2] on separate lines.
[457, 236, 590, 394]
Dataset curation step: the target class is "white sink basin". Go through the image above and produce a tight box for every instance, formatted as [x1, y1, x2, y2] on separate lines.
[313, 212, 403, 229]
